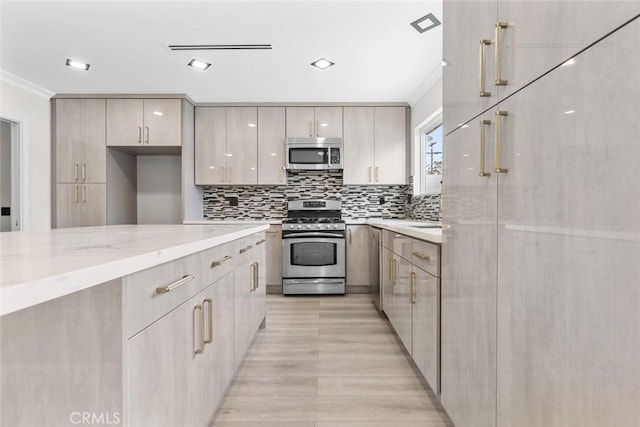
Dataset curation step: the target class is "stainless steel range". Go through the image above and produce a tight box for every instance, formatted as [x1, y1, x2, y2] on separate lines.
[282, 200, 346, 295]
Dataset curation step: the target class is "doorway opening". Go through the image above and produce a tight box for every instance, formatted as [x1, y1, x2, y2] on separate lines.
[0, 118, 22, 231]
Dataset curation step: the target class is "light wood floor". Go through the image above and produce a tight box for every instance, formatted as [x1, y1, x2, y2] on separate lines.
[211, 294, 453, 427]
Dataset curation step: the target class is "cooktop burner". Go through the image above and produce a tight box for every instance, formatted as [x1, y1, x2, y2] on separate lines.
[282, 217, 345, 224]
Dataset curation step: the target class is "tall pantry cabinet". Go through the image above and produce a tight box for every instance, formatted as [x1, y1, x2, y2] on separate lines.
[441, 4, 640, 427]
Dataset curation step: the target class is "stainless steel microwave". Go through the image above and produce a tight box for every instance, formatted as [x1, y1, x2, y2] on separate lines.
[285, 137, 343, 170]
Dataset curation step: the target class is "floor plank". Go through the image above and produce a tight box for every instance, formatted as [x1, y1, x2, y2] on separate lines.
[211, 294, 452, 426]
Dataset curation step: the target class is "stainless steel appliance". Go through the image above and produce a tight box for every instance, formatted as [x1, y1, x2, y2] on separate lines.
[285, 137, 343, 170]
[282, 199, 346, 295]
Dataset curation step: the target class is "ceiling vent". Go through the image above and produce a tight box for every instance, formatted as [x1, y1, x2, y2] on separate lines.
[168, 44, 272, 51]
[410, 13, 441, 33]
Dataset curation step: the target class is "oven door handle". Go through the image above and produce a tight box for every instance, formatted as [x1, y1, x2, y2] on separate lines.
[282, 232, 345, 239]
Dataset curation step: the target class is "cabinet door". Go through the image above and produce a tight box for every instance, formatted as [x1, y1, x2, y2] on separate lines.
[496, 18, 640, 427]
[55, 99, 106, 183]
[412, 267, 439, 394]
[257, 107, 286, 185]
[285, 107, 315, 137]
[392, 255, 412, 352]
[374, 107, 406, 184]
[226, 107, 258, 185]
[106, 99, 144, 147]
[127, 295, 194, 427]
[265, 226, 282, 287]
[143, 99, 182, 147]
[55, 184, 82, 228]
[210, 273, 235, 412]
[442, 1, 497, 132]
[346, 225, 370, 287]
[497, 0, 640, 100]
[233, 261, 253, 369]
[368, 227, 381, 307]
[381, 247, 394, 317]
[195, 107, 227, 185]
[343, 107, 376, 185]
[79, 183, 106, 227]
[314, 107, 343, 138]
[251, 250, 267, 333]
[441, 109, 497, 427]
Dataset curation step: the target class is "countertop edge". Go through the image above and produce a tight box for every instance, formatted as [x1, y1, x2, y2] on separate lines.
[0, 224, 269, 317]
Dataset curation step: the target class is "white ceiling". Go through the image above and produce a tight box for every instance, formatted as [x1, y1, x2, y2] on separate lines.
[0, 0, 442, 103]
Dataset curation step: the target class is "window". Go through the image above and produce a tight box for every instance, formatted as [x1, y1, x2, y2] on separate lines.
[413, 107, 442, 195]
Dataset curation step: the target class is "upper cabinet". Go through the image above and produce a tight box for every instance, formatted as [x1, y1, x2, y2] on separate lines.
[257, 107, 286, 185]
[54, 98, 107, 184]
[195, 107, 258, 185]
[343, 106, 407, 185]
[444, 0, 640, 132]
[286, 106, 343, 138]
[107, 99, 182, 148]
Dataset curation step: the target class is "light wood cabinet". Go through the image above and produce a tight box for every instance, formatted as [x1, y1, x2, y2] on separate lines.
[392, 255, 412, 351]
[381, 246, 395, 318]
[55, 183, 106, 228]
[369, 227, 381, 308]
[343, 106, 407, 185]
[195, 106, 258, 185]
[412, 266, 440, 394]
[346, 225, 371, 288]
[265, 226, 282, 293]
[54, 98, 107, 184]
[257, 107, 286, 184]
[107, 99, 182, 147]
[286, 106, 343, 138]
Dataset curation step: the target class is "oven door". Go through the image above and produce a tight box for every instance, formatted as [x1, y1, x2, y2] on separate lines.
[282, 234, 345, 278]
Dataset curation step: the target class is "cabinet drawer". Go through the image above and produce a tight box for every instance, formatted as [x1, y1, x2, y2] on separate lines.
[411, 239, 440, 277]
[200, 241, 238, 287]
[124, 254, 202, 337]
[382, 230, 412, 260]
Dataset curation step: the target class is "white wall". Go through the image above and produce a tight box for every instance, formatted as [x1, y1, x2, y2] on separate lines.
[137, 155, 181, 224]
[409, 75, 442, 178]
[0, 75, 53, 230]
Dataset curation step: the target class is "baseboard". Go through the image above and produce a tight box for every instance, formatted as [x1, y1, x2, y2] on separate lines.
[266, 284, 282, 295]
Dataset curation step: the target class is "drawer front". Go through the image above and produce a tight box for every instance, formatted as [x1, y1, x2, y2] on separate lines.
[382, 230, 412, 260]
[411, 239, 440, 277]
[201, 241, 238, 287]
[235, 233, 266, 264]
[124, 253, 202, 337]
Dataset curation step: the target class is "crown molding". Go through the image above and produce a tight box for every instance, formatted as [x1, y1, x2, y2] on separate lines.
[0, 70, 55, 99]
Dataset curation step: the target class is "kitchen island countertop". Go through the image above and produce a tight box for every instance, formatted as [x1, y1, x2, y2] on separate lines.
[0, 224, 269, 316]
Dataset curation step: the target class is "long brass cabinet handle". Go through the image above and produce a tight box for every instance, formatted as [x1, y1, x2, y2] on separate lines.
[254, 262, 259, 290]
[137, 126, 142, 144]
[412, 251, 430, 261]
[220, 167, 225, 183]
[203, 298, 213, 344]
[495, 22, 509, 86]
[479, 120, 492, 177]
[145, 126, 150, 144]
[479, 39, 492, 97]
[74, 164, 78, 181]
[392, 258, 397, 285]
[193, 304, 204, 355]
[410, 272, 416, 304]
[249, 262, 256, 292]
[239, 245, 253, 254]
[211, 255, 232, 268]
[82, 164, 87, 181]
[388, 257, 393, 282]
[375, 167, 380, 183]
[256, 239, 266, 245]
[82, 186, 87, 203]
[156, 274, 195, 294]
[228, 166, 232, 183]
[368, 166, 373, 183]
[315, 121, 320, 137]
[495, 111, 509, 173]
[309, 121, 313, 137]
[74, 186, 79, 203]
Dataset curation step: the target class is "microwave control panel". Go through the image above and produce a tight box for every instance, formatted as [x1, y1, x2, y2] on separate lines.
[330, 148, 341, 165]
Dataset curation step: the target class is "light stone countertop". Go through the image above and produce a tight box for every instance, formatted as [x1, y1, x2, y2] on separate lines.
[0, 224, 269, 316]
[184, 219, 283, 225]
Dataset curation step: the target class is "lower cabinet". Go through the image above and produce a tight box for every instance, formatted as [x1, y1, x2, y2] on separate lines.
[381, 229, 441, 394]
[346, 225, 371, 289]
[55, 183, 106, 227]
[265, 225, 282, 293]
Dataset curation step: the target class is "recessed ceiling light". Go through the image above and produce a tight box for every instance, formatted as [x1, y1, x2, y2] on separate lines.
[311, 58, 335, 70]
[442, 59, 449, 67]
[188, 59, 212, 70]
[410, 13, 441, 34]
[561, 58, 576, 67]
[66, 59, 90, 71]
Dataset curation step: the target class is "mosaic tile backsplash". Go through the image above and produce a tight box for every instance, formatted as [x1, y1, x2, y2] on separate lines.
[202, 170, 440, 221]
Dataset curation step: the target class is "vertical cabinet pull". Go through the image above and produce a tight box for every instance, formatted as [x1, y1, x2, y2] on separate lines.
[392, 258, 397, 285]
[409, 271, 416, 305]
[82, 186, 87, 203]
[203, 298, 213, 345]
[308, 121, 313, 137]
[479, 120, 492, 177]
[144, 126, 150, 144]
[137, 126, 142, 144]
[74, 164, 78, 181]
[375, 167, 380, 183]
[315, 121, 319, 137]
[282, 166, 286, 183]
[82, 164, 87, 181]
[495, 22, 509, 86]
[193, 304, 204, 355]
[368, 166, 373, 183]
[228, 166, 232, 183]
[254, 262, 259, 290]
[388, 257, 393, 282]
[74, 186, 79, 203]
[479, 39, 492, 97]
[495, 111, 509, 173]
[220, 167, 225, 183]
